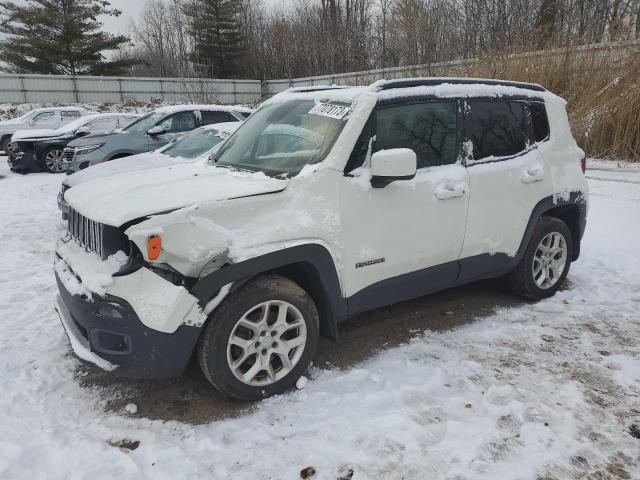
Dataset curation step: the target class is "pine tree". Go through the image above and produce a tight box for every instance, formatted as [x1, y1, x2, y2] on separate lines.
[0, 0, 136, 75]
[184, 0, 245, 78]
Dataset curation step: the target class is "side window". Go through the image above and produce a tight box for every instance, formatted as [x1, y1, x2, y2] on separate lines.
[529, 101, 550, 142]
[32, 111, 56, 125]
[375, 101, 458, 168]
[469, 101, 527, 160]
[201, 110, 233, 125]
[158, 111, 197, 133]
[60, 111, 82, 123]
[86, 117, 117, 132]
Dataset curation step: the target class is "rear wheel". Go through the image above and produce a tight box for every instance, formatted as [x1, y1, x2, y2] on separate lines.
[507, 216, 573, 300]
[198, 275, 319, 401]
[41, 147, 66, 173]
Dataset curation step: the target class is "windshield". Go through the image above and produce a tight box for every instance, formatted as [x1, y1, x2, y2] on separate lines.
[162, 128, 227, 158]
[211, 99, 350, 176]
[124, 112, 164, 133]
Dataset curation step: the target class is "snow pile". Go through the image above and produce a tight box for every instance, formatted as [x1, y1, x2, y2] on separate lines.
[0, 159, 638, 479]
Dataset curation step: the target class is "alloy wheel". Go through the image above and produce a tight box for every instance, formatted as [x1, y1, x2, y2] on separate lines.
[226, 300, 307, 386]
[532, 231, 567, 289]
[44, 149, 65, 173]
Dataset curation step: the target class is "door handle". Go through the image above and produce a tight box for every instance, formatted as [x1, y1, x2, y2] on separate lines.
[435, 182, 467, 200]
[521, 166, 545, 184]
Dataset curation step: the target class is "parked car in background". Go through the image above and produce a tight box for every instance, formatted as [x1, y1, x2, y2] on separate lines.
[0, 107, 93, 155]
[54, 78, 588, 401]
[64, 105, 253, 174]
[8, 113, 141, 173]
[57, 122, 240, 219]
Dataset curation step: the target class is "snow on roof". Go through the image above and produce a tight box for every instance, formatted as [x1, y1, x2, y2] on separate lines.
[153, 104, 254, 114]
[269, 77, 562, 105]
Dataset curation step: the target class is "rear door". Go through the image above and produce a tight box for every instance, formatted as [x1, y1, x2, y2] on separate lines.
[60, 110, 83, 126]
[459, 99, 552, 281]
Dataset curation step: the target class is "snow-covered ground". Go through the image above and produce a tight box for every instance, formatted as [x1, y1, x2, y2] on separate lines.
[0, 159, 638, 479]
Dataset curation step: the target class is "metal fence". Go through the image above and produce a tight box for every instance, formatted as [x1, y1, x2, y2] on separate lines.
[263, 40, 640, 97]
[1, 41, 638, 105]
[0, 73, 262, 104]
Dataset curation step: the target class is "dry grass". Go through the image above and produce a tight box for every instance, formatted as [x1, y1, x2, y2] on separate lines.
[450, 43, 640, 161]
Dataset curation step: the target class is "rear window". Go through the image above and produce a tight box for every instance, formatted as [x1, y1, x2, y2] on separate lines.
[469, 101, 527, 160]
[529, 101, 550, 142]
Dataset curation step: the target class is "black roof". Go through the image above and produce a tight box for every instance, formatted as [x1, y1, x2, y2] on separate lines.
[374, 77, 546, 93]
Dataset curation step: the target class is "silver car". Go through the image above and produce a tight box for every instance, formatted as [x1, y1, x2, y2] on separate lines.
[0, 107, 93, 155]
[64, 105, 253, 174]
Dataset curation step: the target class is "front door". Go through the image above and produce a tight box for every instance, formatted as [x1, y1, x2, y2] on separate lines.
[147, 111, 198, 151]
[340, 99, 469, 313]
[459, 99, 553, 281]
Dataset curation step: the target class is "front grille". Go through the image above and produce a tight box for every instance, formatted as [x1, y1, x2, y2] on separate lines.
[67, 208, 104, 258]
[63, 147, 75, 163]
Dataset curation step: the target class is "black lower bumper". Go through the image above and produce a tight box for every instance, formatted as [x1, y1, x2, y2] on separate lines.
[55, 273, 201, 379]
[8, 152, 41, 172]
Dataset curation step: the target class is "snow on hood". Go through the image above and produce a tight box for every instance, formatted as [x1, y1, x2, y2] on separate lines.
[64, 163, 288, 227]
[63, 151, 189, 188]
[12, 128, 68, 141]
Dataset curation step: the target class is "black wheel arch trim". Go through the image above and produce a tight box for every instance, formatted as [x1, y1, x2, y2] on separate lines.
[191, 244, 346, 339]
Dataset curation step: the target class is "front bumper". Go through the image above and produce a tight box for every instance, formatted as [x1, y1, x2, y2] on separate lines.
[7, 151, 40, 172]
[54, 261, 204, 379]
[66, 150, 104, 175]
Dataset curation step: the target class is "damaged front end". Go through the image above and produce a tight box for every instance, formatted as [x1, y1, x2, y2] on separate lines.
[54, 208, 207, 379]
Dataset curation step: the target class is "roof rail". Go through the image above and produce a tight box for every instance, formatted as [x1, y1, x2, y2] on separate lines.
[372, 77, 546, 93]
[286, 85, 352, 93]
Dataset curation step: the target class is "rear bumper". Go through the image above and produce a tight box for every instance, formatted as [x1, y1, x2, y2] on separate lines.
[54, 269, 202, 379]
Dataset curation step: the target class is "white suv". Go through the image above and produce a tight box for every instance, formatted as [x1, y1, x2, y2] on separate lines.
[54, 78, 588, 401]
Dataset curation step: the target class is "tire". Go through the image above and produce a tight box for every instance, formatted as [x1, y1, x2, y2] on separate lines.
[41, 147, 66, 173]
[507, 216, 573, 300]
[198, 275, 320, 401]
[2, 136, 17, 156]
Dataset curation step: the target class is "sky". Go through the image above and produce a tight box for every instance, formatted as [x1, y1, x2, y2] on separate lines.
[100, 0, 146, 36]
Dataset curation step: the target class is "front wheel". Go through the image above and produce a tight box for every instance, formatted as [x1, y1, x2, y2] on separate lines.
[507, 216, 573, 300]
[41, 147, 66, 173]
[198, 275, 319, 401]
[2, 136, 17, 156]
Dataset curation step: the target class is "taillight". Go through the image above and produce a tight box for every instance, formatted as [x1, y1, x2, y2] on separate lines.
[580, 156, 586, 174]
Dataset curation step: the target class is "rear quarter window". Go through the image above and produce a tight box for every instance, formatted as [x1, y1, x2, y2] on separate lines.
[529, 101, 550, 142]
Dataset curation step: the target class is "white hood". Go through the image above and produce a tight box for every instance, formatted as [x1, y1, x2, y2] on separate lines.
[64, 163, 288, 227]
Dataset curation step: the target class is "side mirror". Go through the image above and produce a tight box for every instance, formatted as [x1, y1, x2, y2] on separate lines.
[147, 125, 166, 136]
[370, 148, 417, 187]
[28, 120, 35, 127]
[75, 126, 91, 137]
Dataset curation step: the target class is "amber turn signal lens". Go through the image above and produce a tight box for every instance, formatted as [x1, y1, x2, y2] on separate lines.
[147, 236, 161, 261]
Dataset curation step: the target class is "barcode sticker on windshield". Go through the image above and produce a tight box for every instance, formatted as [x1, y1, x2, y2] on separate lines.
[309, 103, 351, 119]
